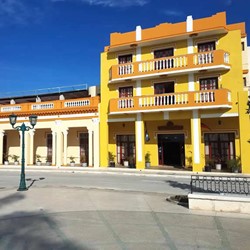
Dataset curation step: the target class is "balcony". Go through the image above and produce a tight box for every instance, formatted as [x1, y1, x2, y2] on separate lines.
[0, 96, 100, 117]
[109, 89, 232, 114]
[109, 50, 230, 83]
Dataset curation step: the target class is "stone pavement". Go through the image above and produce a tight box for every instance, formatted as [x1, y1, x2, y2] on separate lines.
[0, 186, 250, 250]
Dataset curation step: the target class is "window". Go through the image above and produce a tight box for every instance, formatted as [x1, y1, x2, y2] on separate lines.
[119, 86, 133, 97]
[154, 82, 175, 94]
[116, 135, 135, 165]
[198, 41, 216, 52]
[154, 48, 174, 59]
[241, 42, 245, 51]
[243, 77, 247, 87]
[118, 54, 132, 64]
[204, 133, 235, 164]
[199, 77, 218, 90]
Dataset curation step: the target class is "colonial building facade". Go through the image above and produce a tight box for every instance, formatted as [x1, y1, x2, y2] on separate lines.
[0, 86, 100, 167]
[100, 12, 250, 173]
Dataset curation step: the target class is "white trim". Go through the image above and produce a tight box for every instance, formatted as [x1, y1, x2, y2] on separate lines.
[108, 118, 135, 122]
[201, 112, 238, 118]
[192, 110, 200, 164]
[109, 65, 231, 83]
[136, 113, 142, 162]
[109, 105, 232, 115]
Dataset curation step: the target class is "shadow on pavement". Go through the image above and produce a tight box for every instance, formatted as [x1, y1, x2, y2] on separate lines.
[26, 177, 45, 189]
[165, 180, 191, 191]
[0, 193, 25, 209]
[0, 194, 88, 250]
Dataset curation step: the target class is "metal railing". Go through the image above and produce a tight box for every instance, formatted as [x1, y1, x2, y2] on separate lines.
[190, 175, 250, 195]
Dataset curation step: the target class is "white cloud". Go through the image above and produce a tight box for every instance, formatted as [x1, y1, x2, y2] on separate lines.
[51, 0, 149, 7]
[164, 10, 184, 17]
[0, 0, 42, 26]
[225, 0, 232, 6]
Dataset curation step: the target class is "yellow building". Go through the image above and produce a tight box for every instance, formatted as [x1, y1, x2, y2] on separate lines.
[100, 12, 250, 173]
[0, 85, 100, 167]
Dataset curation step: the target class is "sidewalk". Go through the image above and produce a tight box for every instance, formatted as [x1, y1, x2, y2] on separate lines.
[1, 164, 250, 178]
[0, 186, 250, 250]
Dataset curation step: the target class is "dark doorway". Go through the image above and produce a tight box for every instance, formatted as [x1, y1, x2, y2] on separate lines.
[80, 133, 89, 165]
[158, 134, 185, 166]
[116, 135, 135, 165]
[2, 135, 7, 164]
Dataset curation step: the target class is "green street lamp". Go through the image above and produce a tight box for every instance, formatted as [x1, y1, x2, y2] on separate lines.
[9, 114, 37, 191]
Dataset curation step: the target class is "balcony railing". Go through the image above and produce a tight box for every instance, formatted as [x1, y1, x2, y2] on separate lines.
[109, 89, 231, 114]
[0, 96, 99, 116]
[109, 50, 230, 82]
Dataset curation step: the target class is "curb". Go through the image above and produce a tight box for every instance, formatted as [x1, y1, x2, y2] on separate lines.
[1, 165, 250, 178]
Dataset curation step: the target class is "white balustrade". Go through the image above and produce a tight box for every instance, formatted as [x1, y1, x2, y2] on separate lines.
[118, 98, 134, 109]
[139, 56, 187, 73]
[64, 100, 90, 107]
[32, 103, 54, 110]
[195, 52, 214, 65]
[1, 106, 21, 112]
[195, 91, 215, 103]
[118, 64, 133, 75]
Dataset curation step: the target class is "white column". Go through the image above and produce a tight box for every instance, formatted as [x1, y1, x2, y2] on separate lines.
[88, 130, 93, 166]
[188, 73, 195, 91]
[136, 80, 141, 96]
[191, 110, 201, 164]
[186, 15, 193, 32]
[52, 130, 56, 165]
[135, 113, 144, 168]
[187, 38, 194, 54]
[63, 130, 68, 166]
[29, 130, 35, 165]
[56, 131, 63, 167]
[92, 118, 100, 168]
[0, 130, 4, 164]
[136, 47, 141, 62]
[136, 25, 142, 41]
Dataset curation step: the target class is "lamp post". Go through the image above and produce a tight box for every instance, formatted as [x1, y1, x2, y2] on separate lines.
[9, 114, 37, 191]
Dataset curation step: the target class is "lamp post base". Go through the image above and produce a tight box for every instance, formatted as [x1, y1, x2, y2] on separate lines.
[17, 187, 28, 191]
[18, 174, 28, 191]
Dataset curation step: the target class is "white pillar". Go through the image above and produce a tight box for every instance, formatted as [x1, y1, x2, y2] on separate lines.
[63, 130, 68, 166]
[135, 113, 145, 169]
[52, 130, 56, 165]
[188, 73, 195, 91]
[56, 131, 63, 167]
[88, 130, 93, 167]
[92, 118, 100, 168]
[0, 130, 4, 164]
[186, 15, 193, 32]
[29, 130, 35, 165]
[136, 25, 142, 41]
[191, 110, 201, 168]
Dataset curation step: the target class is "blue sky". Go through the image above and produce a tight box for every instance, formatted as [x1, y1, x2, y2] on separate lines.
[0, 0, 249, 95]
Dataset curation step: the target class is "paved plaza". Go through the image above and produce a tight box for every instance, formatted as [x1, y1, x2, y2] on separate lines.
[0, 183, 250, 250]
